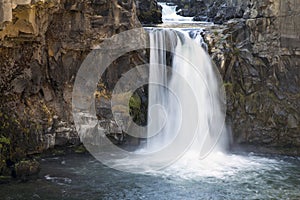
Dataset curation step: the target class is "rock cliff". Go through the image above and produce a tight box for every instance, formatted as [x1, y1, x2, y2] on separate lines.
[136, 0, 162, 24]
[160, 0, 299, 154]
[204, 0, 299, 154]
[0, 0, 141, 177]
[0, 0, 299, 179]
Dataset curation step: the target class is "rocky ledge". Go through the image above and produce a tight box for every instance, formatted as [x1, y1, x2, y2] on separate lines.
[136, 0, 162, 24]
[0, 0, 142, 179]
[203, 0, 299, 155]
[160, 0, 299, 155]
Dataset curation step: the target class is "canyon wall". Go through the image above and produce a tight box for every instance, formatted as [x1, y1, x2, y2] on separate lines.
[162, 0, 299, 154]
[205, 0, 299, 154]
[0, 0, 141, 177]
[0, 0, 299, 178]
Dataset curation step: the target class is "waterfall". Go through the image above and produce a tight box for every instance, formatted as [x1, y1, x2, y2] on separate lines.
[158, 2, 193, 22]
[147, 30, 173, 152]
[73, 2, 228, 173]
[146, 28, 227, 158]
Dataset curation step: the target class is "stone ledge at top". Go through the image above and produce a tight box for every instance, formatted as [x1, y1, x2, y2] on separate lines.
[0, 0, 48, 24]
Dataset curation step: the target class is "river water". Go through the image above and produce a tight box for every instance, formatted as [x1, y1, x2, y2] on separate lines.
[0, 153, 299, 199]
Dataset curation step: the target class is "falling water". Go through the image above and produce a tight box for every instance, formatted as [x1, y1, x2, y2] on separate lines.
[146, 28, 227, 158]
[158, 2, 194, 22]
[147, 30, 176, 152]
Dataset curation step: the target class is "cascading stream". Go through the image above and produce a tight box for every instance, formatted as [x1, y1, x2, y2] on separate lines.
[146, 28, 227, 158]
[158, 2, 194, 22]
[139, 1, 229, 165]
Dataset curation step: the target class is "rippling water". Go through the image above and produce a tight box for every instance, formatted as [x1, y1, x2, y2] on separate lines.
[0, 153, 299, 200]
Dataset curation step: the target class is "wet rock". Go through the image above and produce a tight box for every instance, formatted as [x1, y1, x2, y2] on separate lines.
[204, 4, 300, 153]
[43, 134, 56, 149]
[193, 15, 207, 22]
[14, 160, 40, 178]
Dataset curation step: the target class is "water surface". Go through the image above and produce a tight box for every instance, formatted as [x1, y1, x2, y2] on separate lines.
[0, 153, 299, 200]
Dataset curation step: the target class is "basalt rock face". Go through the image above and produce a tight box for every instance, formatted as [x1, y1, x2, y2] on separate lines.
[166, 0, 299, 154]
[172, 0, 208, 17]
[0, 0, 140, 176]
[182, 0, 247, 23]
[159, 0, 208, 17]
[159, 0, 246, 23]
[205, 0, 300, 155]
[136, 0, 162, 24]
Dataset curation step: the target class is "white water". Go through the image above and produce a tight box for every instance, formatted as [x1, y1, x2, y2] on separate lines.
[147, 30, 177, 151]
[138, 3, 290, 179]
[142, 3, 257, 175]
[141, 27, 283, 178]
[153, 151, 281, 180]
[158, 2, 194, 23]
[146, 28, 227, 158]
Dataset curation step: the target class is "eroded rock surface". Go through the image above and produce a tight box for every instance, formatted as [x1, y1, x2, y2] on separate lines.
[204, 0, 299, 154]
[136, 0, 162, 24]
[163, 0, 299, 154]
[0, 0, 141, 176]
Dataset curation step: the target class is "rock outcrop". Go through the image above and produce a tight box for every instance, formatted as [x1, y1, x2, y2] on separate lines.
[136, 0, 162, 24]
[204, 0, 300, 155]
[159, 0, 299, 155]
[0, 0, 141, 177]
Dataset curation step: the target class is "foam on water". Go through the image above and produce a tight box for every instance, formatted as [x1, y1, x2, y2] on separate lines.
[154, 152, 281, 179]
[158, 2, 194, 23]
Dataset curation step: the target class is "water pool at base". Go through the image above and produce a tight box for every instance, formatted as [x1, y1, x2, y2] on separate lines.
[0, 153, 299, 200]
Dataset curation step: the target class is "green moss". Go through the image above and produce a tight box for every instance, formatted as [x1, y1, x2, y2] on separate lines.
[129, 93, 141, 109]
[266, 90, 279, 102]
[233, 47, 240, 56]
[0, 175, 11, 183]
[0, 176, 10, 179]
[53, 149, 65, 156]
[236, 92, 246, 105]
[223, 82, 233, 89]
[74, 145, 87, 154]
[0, 105, 43, 175]
[0, 136, 10, 145]
[128, 90, 147, 126]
